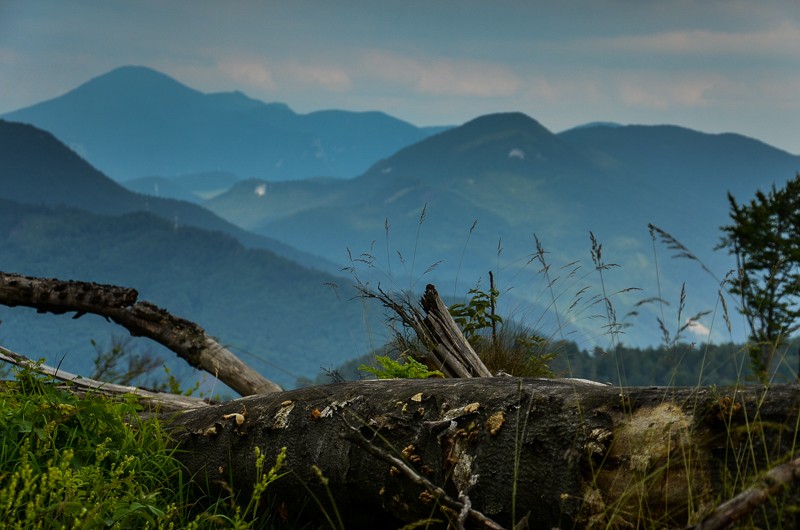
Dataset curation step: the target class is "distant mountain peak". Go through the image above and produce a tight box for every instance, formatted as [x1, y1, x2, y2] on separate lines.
[72, 64, 202, 100]
[561, 121, 623, 133]
[355, 111, 592, 187]
[97, 64, 179, 81]
[2, 65, 438, 181]
[461, 111, 550, 132]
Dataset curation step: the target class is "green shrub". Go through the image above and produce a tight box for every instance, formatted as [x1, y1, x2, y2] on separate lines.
[0, 363, 285, 529]
[359, 354, 444, 379]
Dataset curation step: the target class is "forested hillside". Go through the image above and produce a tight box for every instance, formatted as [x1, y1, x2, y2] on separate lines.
[0, 198, 382, 390]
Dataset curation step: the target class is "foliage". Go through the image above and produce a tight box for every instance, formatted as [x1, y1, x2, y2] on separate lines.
[0, 363, 181, 529]
[359, 354, 444, 379]
[90, 334, 163, 386]
[718, 173, 800, 382]
[559, 338, 800, 386]
[449, 285, 502, 343]
[450, 282, 558, 377]
[0, 363, 285, 529]
[474, 327, 558, 378]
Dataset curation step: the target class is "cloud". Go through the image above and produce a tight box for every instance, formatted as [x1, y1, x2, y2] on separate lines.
[217, 59, 276, 90]
[684, 318, 711, 339]
[590, 21, 800, 57]
[616, 73, 721, 110]
[188, 55, 352, 95]
[283, 61, 352, 92]
[360, 50, 521, 98]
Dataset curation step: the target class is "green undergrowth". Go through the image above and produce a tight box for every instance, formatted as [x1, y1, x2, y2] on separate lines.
[0, 364, 285, 529]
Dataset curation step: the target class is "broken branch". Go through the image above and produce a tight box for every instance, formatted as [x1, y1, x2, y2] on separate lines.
[0, 271, 281, 396]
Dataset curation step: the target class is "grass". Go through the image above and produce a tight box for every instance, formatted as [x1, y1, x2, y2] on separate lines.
[0, 363, 286, 529]
[345, 213, 800, 528]
[573, 227, 800, 529]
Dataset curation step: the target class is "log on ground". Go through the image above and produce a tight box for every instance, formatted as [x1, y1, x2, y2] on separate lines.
[166, 378, 800, 529]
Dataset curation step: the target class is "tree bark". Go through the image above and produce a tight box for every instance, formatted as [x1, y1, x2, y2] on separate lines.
[166, 378, 800, 529]
[0, 272, 281, 396]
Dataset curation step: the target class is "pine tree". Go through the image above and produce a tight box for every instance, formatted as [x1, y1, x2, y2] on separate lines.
[719, 173, 800, 382]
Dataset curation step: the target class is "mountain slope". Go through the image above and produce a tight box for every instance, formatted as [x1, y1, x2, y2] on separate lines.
[0, 198, 380, 390]
[122, 171, 241, 203]
[209, 112, 601, 233]
[207, 112, 800, 348]
[0, 119, 339, 273]
[2, 65, 440, 180]
[557, 123, 800, 248]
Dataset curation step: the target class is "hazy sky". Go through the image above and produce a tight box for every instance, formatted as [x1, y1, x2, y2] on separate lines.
[2, 1, 799, 153]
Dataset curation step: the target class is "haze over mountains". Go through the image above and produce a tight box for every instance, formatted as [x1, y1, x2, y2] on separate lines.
[0, 120, 382, 390]
[2, 65, 446, 181]
[2, 65, 799, 387]
[207, 112, 800, 346]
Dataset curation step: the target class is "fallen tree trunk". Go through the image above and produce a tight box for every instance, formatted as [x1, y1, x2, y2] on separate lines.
[166, 378, 800, 529]
[4, 272, 799, 527]
[0, 272, 281, 396]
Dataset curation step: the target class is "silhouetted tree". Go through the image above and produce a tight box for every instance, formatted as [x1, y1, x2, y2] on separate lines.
[718, 173, 800, 382]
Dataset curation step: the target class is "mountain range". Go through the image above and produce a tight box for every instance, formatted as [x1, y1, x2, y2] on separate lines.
[206, 113, 800, 347]
[2, 65, 799, 385]
[0, 119, 386, 390]
[2, 65, 446, 181]
[0, 120, 340, 274]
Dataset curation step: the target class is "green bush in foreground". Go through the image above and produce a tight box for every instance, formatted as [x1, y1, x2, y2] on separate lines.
[0, 364, 285, 529]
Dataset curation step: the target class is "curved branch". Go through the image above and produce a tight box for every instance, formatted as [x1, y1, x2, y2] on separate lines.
[689, 456, 800, 530]
[0, 272, 281, 396]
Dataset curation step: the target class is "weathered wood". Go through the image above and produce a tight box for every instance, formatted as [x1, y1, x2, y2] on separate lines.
[0, 344, 210, 412]
[419, 284, 494, 378]
[166, 378, 800, 529]
[360, 284, 493, 378]
[0, 271, 281, 396]
[689, 456, 800, 530]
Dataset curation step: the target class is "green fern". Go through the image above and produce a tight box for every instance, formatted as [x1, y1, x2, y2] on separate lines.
[359, 355, 444, 379]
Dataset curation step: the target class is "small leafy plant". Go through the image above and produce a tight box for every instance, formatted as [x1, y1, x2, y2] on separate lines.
[449, 285, 503, 343]
[359, 354, 444, 379]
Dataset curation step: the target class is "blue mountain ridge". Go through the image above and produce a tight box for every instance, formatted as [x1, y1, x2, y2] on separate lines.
[0, 119, 387, 389]
[4, 65, 800, 366]
[207, 112, 800, 349]
[1, 65, 441, 181]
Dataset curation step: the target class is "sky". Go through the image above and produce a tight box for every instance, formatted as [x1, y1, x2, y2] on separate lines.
[1, 0, 799, 154]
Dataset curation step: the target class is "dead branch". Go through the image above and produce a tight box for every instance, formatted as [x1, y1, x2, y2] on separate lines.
[0, 344, 209, 412]
[688, 456, 800, 530]
[0, 271, 281, 396]
[342, 418, 505, 529]
[359, 283, 493, 378]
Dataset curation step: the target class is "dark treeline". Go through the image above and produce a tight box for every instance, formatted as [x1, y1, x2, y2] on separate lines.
[551, 339, 799, 387]
[312, 338, 800, 388]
